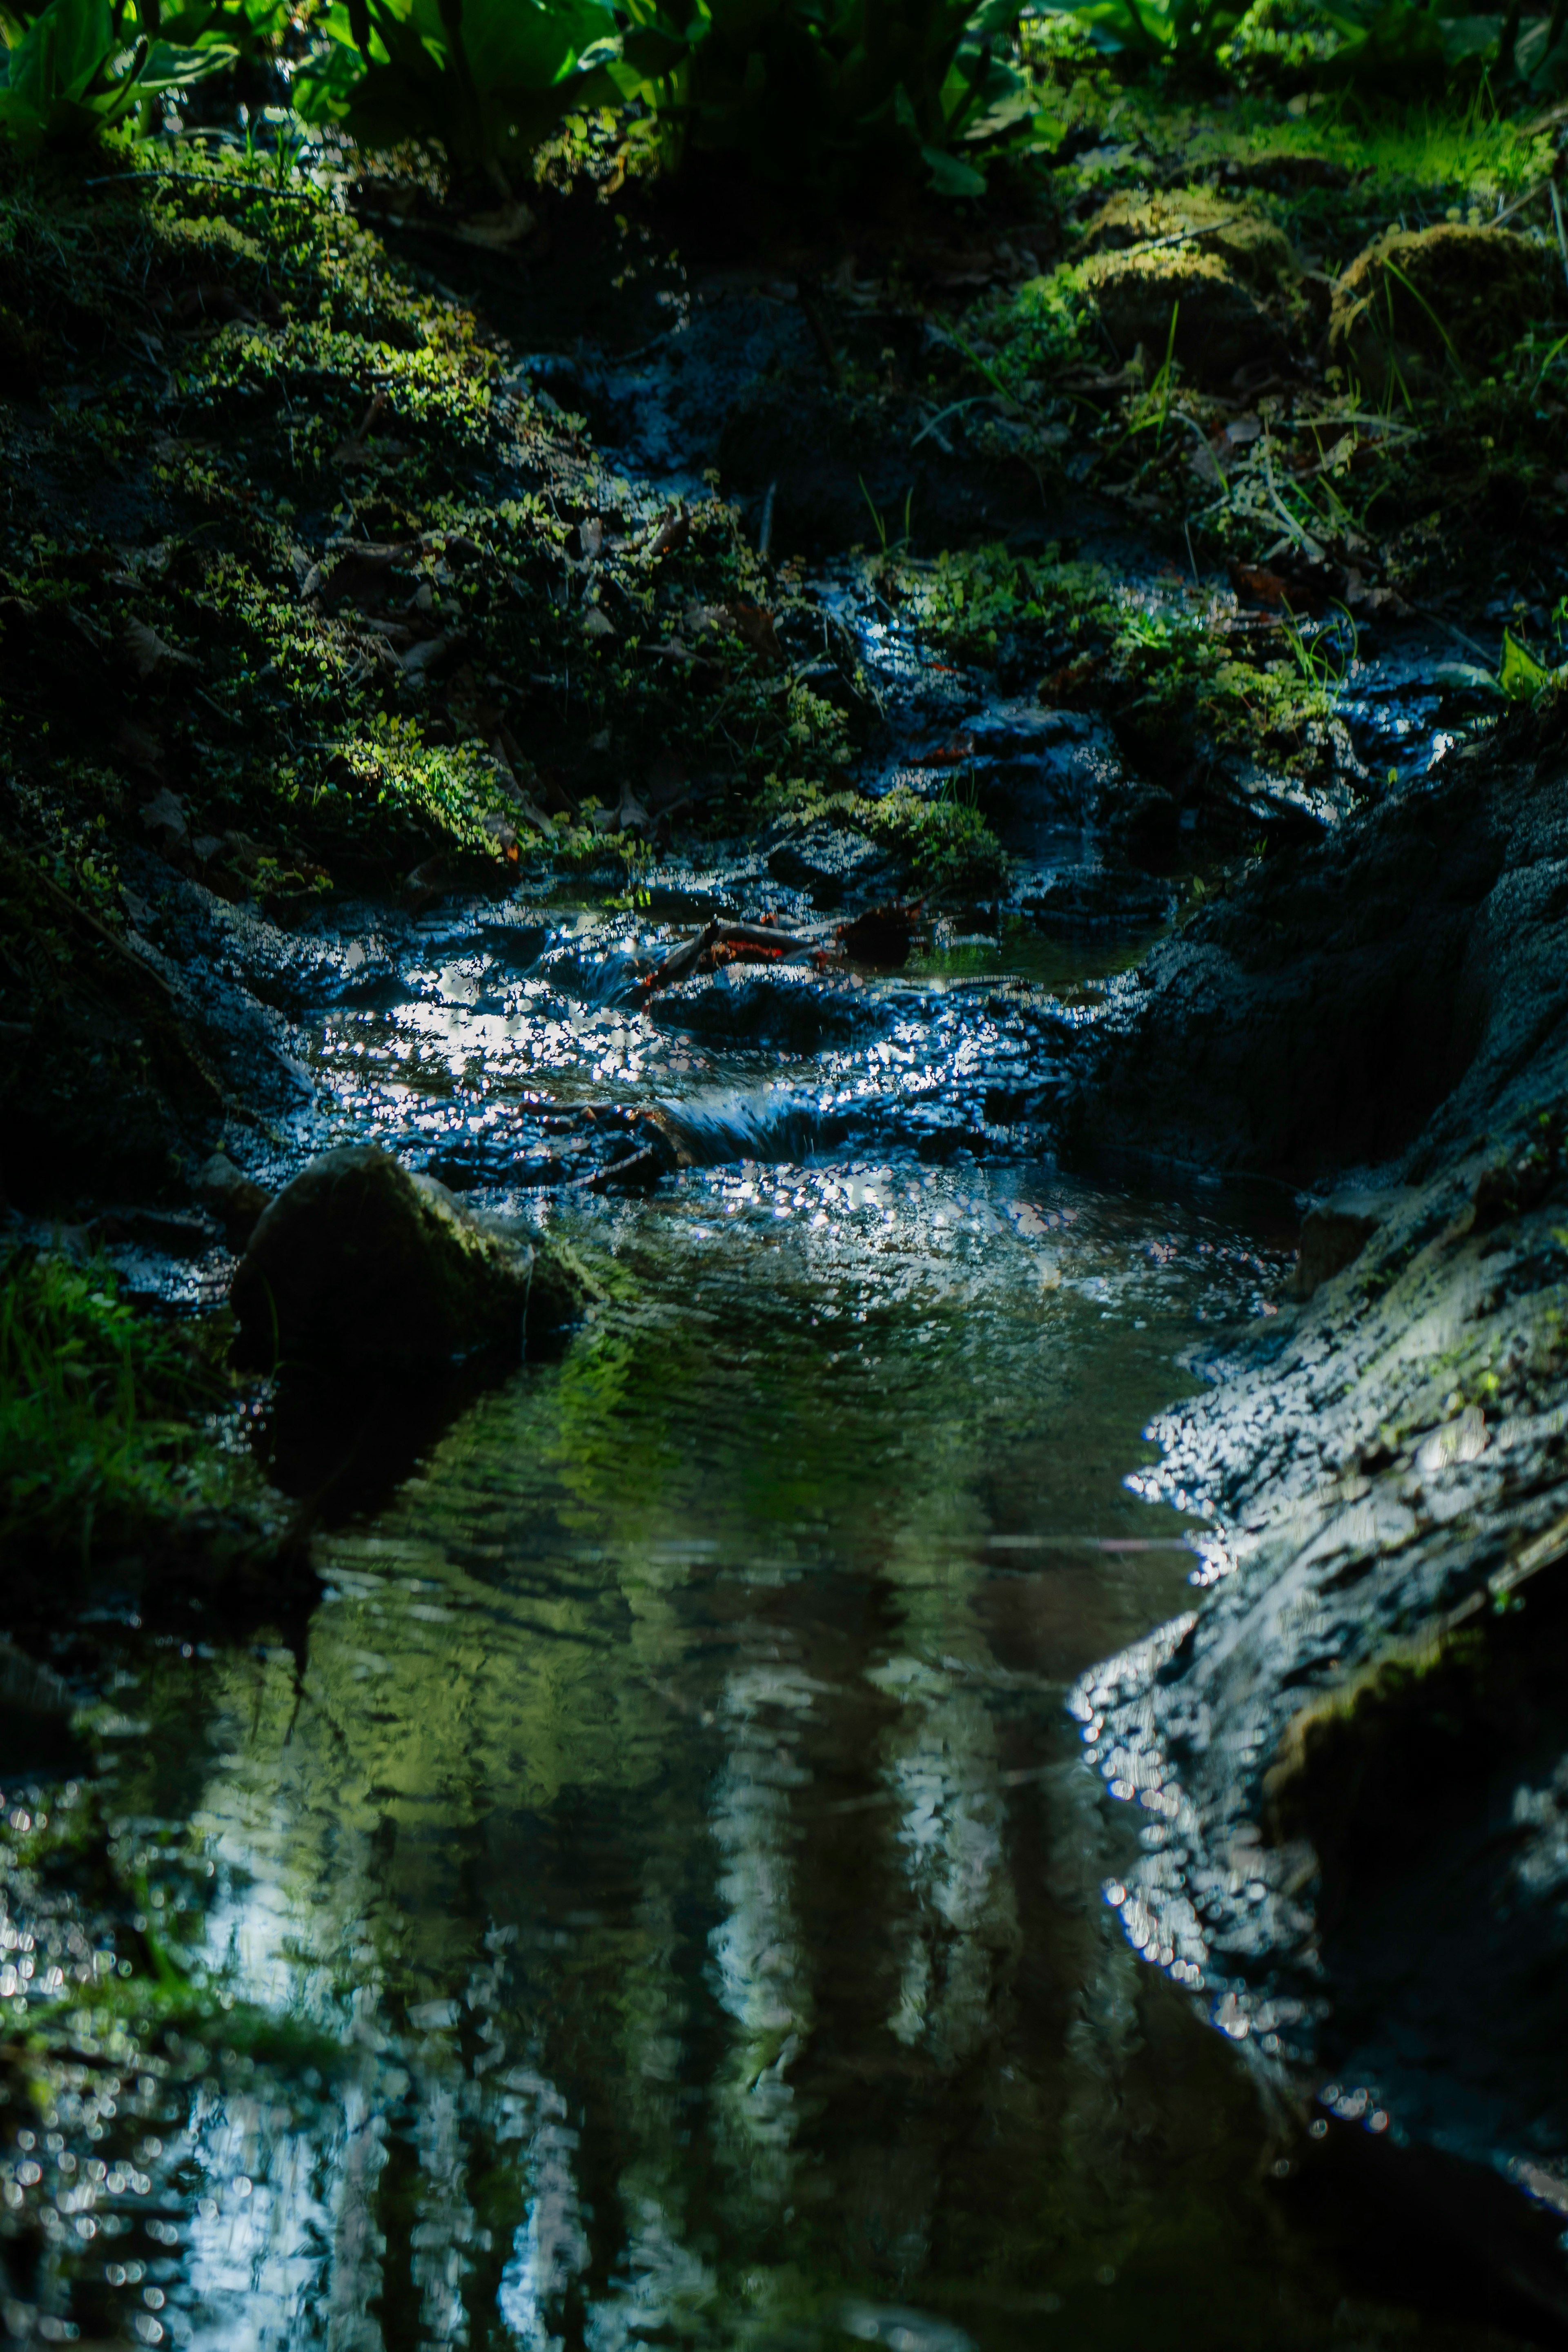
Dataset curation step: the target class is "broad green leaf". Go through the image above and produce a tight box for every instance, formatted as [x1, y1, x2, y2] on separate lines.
[137, 34, 235, 87]
[291, 32, 364, 117]
[923, 137, 984, 194]
[34, 0, 114, 98]
[1499, 629, 1560, 701]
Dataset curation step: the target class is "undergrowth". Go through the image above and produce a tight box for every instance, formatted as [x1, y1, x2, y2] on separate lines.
[0, 1250, 241, 1561]
[0, 139, 889, 916]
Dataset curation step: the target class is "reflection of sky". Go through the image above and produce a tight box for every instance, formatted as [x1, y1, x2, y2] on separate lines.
[182, 2083, 384, 2352]
[497, 2074, 590, 2352]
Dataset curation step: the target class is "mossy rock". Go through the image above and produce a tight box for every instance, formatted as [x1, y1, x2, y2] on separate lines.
[1077, 190, 1311, 388]
[1081, 189, 1302, 298]
[0, 836, 223, 1210]
[1329, 223, 1558, 396]
[1080, 246, 1276, 386]
[231, 1144, 585, 1368]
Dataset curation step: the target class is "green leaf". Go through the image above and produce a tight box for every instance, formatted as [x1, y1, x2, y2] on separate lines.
[1429, 660, 1500, 695]
[620, 21, 690, 72]
[136, 31, 233, 86]
[290, 30, 364, 115]
[1499, 629, 1560, 701]
[923, 138, 984, 194]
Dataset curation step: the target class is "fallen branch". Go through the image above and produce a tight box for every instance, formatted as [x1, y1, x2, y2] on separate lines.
[640, 919, 822, 995]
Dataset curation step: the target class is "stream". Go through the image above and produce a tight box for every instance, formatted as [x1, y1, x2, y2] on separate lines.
[4, 884, 1529, 2351]
[0, 258, 1530, 2352]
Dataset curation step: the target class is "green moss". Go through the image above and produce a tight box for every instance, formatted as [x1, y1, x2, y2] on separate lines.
[760, 769, 1007, 896]
[0, 147, 862, 918]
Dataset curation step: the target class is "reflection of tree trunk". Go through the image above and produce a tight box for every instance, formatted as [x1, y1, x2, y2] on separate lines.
[707, 1645, 818, 2214]
[883, 1680, 1022, 2071]
[326, 2086, 392, 2352]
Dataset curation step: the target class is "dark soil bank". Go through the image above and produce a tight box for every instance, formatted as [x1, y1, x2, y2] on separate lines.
[1072, 704, 1568, 1185]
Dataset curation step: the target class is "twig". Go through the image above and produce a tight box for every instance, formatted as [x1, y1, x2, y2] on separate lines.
[1410, 606, 1494, 664]
[1120, 221, 1228, 261]
[797, 285, 842, 387]
[641, 919, 821, 994]
[1488, 177, 1555, 230]
[910, 394, 993, 449]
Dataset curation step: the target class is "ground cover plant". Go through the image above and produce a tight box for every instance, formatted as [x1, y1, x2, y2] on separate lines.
[0, 1247, 250, 1562]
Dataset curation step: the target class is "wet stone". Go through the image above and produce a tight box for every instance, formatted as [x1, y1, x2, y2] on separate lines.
[230, 1143, 580, 1367]
[1289, 1189, 1410, 1300]
[764, 818, 895, 906]
[1330, 224, 1559, 399]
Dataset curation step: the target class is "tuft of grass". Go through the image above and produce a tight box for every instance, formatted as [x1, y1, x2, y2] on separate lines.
[0, 1250, 238, 1563]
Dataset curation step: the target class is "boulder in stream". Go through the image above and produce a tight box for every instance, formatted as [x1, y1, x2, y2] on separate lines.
[197, 1149, 274, 1248]
[765, 817, 895, 906]
[1287, 1187, 1408, 1298]
[231, 1144, 584, 1367]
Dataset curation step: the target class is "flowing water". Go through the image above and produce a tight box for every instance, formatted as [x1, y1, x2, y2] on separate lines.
[1, 880, 1537, 2352]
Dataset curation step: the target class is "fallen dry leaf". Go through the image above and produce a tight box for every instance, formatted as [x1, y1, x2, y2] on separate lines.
[647, 507, 691, 561]
[122, 618, 197, 679]
[398, 633, 452, 675]
[320, 544, 412, 608]
[333, 389, 388, 467]
[730, 602, 782, 662]
[1229, 562, 1290, 607]
[616, 783, 651, 833]
[113, 717, 163, 768]
[913, 733, 979, 767]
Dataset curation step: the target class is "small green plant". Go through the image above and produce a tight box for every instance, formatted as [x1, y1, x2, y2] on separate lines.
[294, 0, 626, 193]
[1498, 628, 1566, 701]
[0, 0, 233, 144]
[615, 0, 1054, 198]
[0, 1250, 233, 1563]
[1279, 599, 1357, 690]
[858, 476, 915, 553]
[1032, 0, 1246, 68]
[607, 834, 654, 909]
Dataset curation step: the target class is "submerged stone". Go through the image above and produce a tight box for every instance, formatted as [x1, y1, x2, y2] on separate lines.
[197, 1149, 274, 1247]
[231, 1144, 581, 1368]
[765, 817, 894, 906]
